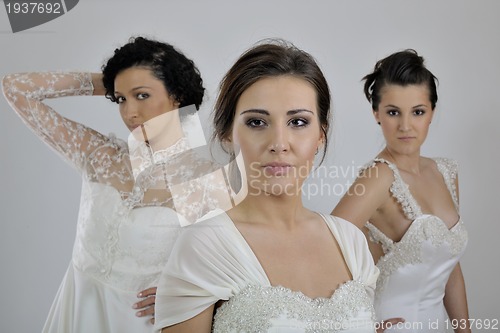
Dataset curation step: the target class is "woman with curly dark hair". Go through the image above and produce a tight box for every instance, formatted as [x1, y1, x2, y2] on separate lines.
[2, 36, 232, 333]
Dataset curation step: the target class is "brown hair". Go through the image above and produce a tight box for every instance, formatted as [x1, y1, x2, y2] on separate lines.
[212, 39, 331, 162]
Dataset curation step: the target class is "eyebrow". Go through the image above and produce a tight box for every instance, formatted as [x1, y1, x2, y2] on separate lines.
[240, 108, 314, 116]
[382, 104, 429, 109]
[114, 86, 152, 95]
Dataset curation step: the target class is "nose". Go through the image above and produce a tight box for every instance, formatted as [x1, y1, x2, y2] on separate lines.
[268, 126, 289, 153]
[121, 101, 139, 122]
[399, 114, 411, 132]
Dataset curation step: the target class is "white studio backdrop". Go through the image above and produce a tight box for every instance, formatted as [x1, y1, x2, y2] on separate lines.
[1, 1, 499, 332]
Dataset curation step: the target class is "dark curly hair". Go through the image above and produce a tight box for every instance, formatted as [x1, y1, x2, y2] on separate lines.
[213, 39, 331, 163]
[363, 49, 438, 111]
[102, 36, 205, 110]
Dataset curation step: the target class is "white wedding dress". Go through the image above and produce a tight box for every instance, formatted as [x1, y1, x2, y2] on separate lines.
[363, 158, 468, 332]
[155, 212, 379, 333]
[2, 72, 232, 332]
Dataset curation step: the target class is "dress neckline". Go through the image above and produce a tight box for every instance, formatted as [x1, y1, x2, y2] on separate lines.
[365, 157, 461, 246]
[373, 157, 460, 226]
[218, 212, 355, 301]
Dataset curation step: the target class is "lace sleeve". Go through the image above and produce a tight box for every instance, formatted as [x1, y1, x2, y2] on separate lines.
[2, 72, 111, 172]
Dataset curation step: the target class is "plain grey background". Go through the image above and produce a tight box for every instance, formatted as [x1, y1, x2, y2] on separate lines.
[1, 1, 499, 332]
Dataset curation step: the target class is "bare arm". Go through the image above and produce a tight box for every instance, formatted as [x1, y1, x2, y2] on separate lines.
[161, 305, 214, 333]
[331, 163, 393, 228]
[444, 263, 471, 333]
[443, 175, 470, 332]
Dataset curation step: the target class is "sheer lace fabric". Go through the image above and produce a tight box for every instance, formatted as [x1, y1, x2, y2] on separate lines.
[2, 72, 232, 332]
[362, 158, 467, 332]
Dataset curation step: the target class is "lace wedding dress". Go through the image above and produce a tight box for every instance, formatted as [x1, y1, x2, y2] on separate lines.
[2, 72, 232, 332]
[363, 158, 468, 332]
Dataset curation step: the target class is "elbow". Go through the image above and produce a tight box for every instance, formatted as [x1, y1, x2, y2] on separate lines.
[1, 74, 14, 100]
[1, 74, 9, 93]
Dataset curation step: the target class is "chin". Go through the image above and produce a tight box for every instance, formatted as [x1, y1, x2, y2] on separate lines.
[388, 142, 422, 154]
[250, 179, 302, 197]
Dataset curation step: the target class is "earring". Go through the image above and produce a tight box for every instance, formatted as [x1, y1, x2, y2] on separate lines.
[377, 122, 381, 125]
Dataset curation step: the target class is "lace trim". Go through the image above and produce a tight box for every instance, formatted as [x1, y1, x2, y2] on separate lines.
[373, 216, 467, 292]
[365, 222, 393, 254]
[213, 281, 375, 332]
[434, 157, 459, 211]
[372, 158, 423, 219]
[362, 157, 459, 223]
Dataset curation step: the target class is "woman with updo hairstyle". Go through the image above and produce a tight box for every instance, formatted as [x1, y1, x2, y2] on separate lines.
[154, 40, 379, 333]
[2, 36, 232, 332]
[332, 49, 470, 332]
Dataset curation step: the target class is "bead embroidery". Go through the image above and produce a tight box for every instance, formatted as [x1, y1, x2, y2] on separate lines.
[213, 281, 375, 332]
[362, 158, 422, 220]
[434, 157, 459, 211]
[368, 217, 467, 292]
[363, 158, 467, 292]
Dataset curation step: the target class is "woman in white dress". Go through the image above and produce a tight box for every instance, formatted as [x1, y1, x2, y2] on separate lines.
[2, 36, 231, 332]
[154, 40, 379, 333]
[332, 49, 470, 332]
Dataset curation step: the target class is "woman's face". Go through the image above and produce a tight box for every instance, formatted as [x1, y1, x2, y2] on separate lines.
[230, 75, 324, 197]
[114, 67, 179, 141]
[374, 84, 434, 156]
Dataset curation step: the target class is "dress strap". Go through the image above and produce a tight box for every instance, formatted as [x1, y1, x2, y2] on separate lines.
[365, 222, 394, 254]
[360, 158, 422, 220]
[432, 158, 460, 212]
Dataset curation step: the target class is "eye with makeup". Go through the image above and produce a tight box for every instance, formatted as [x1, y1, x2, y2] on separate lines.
[245, 118, 267, 128]
[244, 116, 310, 129]
[387, 109, 400, 116]
[136, 92, 149, 100]
[115, 96, 125, 104]
[288, 117, 309, 128]
[413, 109, 426, 116]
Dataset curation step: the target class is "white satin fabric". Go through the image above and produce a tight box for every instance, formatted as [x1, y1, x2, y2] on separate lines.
[364, 158, 468, 332]
[155, 212, 379, 333]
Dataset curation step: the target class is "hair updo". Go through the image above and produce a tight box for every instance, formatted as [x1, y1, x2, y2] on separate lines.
[363, 49, 438, 111]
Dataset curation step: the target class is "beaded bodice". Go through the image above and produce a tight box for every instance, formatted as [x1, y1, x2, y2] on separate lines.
[154, 213, 378, 332]
[213, 281, 375, 333]
[363, 158, 468, 292]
